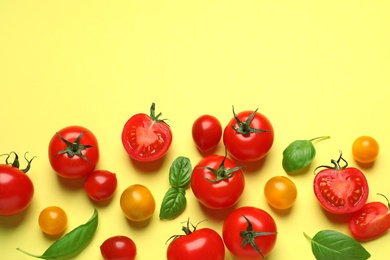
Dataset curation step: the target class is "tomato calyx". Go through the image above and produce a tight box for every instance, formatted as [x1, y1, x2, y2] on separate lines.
[203, 151, 245, 183]
[149, 102, 169, 125]
[314, 151, 348, 172]
[377, 193, 390, 212]
[240, 215, 277, 259]
[231, 106, 270, 136]
[1, 151, 35, 173]
[166, 218, 206, 244]
[55, 131, 93, 164]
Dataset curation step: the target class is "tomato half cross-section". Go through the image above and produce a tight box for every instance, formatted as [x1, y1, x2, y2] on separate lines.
[121, 103, 172, 162]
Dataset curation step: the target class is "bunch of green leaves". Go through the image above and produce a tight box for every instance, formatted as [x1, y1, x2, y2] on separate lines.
[159, 156, 192, 220]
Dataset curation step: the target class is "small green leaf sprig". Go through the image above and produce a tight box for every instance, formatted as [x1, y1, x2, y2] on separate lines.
[159, 156, 192, 220]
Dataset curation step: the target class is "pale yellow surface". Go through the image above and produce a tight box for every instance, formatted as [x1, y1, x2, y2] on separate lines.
[1, 1, 389, 259]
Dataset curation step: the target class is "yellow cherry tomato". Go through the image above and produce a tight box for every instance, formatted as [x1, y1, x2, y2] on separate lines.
[120, 184, 155, 222]
[264, 176, 297, 210]
[352, 135, 379, 164]
[38, 206, 67, 236]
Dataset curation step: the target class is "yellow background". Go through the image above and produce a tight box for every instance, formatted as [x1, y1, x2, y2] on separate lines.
[1, 1, 389, 259]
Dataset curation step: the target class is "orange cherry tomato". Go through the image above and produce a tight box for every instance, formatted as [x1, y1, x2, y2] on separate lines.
[38, 206, 68, 236]
[120, 184, 155, 222]
[264, 176, 297, 210]
[352, 136, 379, 164]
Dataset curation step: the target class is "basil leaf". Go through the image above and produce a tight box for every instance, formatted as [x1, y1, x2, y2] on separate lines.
[159, 187, 186, 220]
[304, 230, 371, 260]
[169, 156, 192, 188]
[282, 136, 329, 174]
[17, 208, 98, 259]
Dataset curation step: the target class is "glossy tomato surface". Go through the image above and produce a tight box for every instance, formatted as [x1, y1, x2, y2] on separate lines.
[167, 228, 225, 260]
[191, 154, 245, 209]
[0, 164, 34, 216]
[121, 103, 172, 162]
[223, 206, 277, 260]
[120, 184, 155, 222]
[85, 170, 117, 201]
[192, 114, 222, 153]
[223, 108, 274, 162]
[100, 235, 137, 260]
[48, 125, 100, 179]
[264, 176, 297, 210]
[38, 206, 68, 236]
[352, 135, 380, 164]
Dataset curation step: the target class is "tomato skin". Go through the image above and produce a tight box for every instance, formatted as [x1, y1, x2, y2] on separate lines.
[191, 155, 245, 209]
[120, 184, 155, 222]
[352, 136, 379, 164]
[84, 170, 117, 201]
[223, 109, 274, 162]
[38, 206, 68, 236]
[192, 115, 222, 153]
[48, 125, 100, 179]
[0, 164, 34, 216]
[264, 176, 297, 210]
[314, 167, 369, 214]
[222, 206, 277, 260]
[167, 228, 225, 260]
[100, 235, 137, 260]
[121, 104, 172, 162]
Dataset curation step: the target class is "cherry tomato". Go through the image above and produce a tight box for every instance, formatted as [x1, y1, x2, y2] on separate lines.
[120, 184, 155, 222]
[0, 152, 34, 216]
[48, 125, 100, 179]
[314, 153, 369, 214]
[264, 176, 297, 210]
[192, 115, 222, 153]
[84, 170, 117, 201]
[100, 235, 137, 260]
[38, 206, 67, 236]
[121, 103, 172, 162]
[167, 220, 225, 260]
[222, 206, 277, 260]
[348, 193, 390, 241]
[352, 135, 379, 164]
[191, 154, 245, 209]
[223, 106, 274, 162]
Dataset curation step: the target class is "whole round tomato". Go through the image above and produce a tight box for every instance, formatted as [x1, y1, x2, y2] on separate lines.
[314, 153, 369, 214]
[222, 206, 277, 260]
[0, 152, 34, 216]
[352, 135, 379, 164]
[48, 125, 100, 179]
[84, 170, 117, 201]
[348, 193, 390, 241]
[223, 107, 274, 162]
[120, 184, 155, 222]
[38, 206, 67, 236]
[121, 103, 172, 162]
[264, 176, 297, 210]
[100, 235, 137, 260]
[167, 220, 225, 260]
[191, 154, 245, 209]
[192, 114, 222, 153]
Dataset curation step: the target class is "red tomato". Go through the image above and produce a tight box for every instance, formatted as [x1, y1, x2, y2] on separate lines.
[314, 153, 369, 214]
[0, 152, 35, 216]
[191, 154, 245, 209]
[348, 193, 390, 241]
[84, 170, 118, 201]
[167, 220, 225, 260]
[121, 103, 172, 162]
[192, 115, 222, 153]
[222, 206, 277, 260]
[223, 107, 274, 162]
[48, 126, 99, 179]
[100, 235, 137, 260]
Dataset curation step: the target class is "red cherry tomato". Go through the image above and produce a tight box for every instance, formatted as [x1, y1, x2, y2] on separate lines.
[223, 107, 274, 162]
[84, 170, 118, 201]
[100, 235, 137, 260]
[314, 153, 369, 214]
[0, 152, 35, 216]
[48, 125, 100, 179]
[167, 220, 225, 260]
[348, 193, 390, 241]
[222, 206, 277, 260]
[121, 103, 172, 162]
[191, 154, 245, 209]
[192, 115, 222, 153]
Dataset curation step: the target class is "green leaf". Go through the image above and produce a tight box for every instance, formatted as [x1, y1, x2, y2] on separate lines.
[304, 230, 371, 260]
[169, 156, 192, 188]
[17, 208, 98, 259]
[159, 187, 186, 220]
